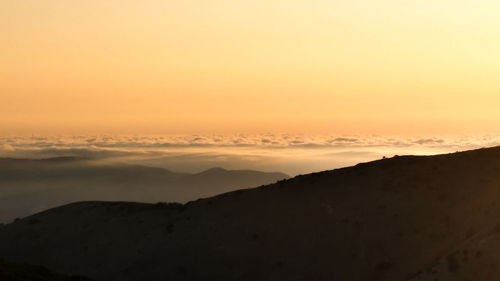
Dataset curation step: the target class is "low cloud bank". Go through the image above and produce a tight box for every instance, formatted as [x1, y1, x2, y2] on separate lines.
[1, 134, 498, 175]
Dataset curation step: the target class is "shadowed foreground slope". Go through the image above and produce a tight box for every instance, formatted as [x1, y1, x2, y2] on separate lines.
[2, 147, 500, 280]
[0, 259, 95, 281]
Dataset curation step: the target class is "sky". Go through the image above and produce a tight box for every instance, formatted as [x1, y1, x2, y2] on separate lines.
[1, 0, 500, 135]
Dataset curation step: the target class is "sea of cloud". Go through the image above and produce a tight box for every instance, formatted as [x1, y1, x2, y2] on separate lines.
[1, 134, 499, 175]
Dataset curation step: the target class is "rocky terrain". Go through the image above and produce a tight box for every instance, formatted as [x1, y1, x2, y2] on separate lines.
[1, 147, 500, 280]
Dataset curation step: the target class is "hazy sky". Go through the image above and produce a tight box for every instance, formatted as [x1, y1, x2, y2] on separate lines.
[1, 1, 500, 134]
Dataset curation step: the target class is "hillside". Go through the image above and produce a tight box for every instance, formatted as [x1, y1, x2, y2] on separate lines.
[0, 259, 95, 281]
[1, 147, 500, 280]
[0, 158, 288, 223]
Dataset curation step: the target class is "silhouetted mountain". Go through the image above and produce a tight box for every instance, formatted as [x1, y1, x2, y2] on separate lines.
[0, 158, 288, 223]
[2, 147, 500, 280]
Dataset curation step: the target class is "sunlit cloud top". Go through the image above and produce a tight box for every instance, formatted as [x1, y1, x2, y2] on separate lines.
[1, 134, 499, 150]
[1, 134, 499, 175]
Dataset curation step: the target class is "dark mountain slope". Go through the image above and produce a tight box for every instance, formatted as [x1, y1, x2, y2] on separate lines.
[0, 259, 95, 281]
[0, 159, 288, 223]
[1, 147, 500, 280]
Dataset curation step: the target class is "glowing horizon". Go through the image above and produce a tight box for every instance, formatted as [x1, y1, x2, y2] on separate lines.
[2, 1, 500, 134]
[2, 133, 499, 175]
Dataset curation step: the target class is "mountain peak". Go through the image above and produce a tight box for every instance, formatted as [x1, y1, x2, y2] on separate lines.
[197, 167, 228, 174]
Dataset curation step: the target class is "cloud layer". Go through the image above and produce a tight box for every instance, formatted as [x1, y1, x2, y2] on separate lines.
[2, 134, 499, 150]
[1, 134, 499, 175]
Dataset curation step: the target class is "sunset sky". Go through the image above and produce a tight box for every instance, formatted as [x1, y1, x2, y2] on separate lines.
[1, 0, 500, 134]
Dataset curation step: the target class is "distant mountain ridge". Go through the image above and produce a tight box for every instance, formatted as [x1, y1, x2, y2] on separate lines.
[2, 147, 500, 280]
[0, 157, 288, 223]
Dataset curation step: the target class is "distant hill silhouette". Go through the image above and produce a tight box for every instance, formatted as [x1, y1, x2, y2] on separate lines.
[2, 147, 500, 280]
[0, 158, 288, 223]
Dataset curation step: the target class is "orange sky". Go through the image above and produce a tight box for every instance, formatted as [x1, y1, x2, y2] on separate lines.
[1, 0, 500, 134]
